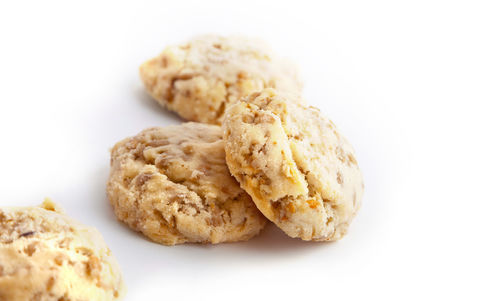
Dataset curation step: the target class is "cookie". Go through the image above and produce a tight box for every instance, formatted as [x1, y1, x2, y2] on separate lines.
[222, 89, 364, 241]
[139, 35, 303, 124]
[106, 122, 267, 245]
[0, 199, 125, 301]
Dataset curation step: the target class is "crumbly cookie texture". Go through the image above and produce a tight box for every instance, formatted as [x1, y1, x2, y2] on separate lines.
[0, 199, 126, 301]
[222, 89, 364, 241]
[106, 122, 267, 245]
[139, 35, 303, 124]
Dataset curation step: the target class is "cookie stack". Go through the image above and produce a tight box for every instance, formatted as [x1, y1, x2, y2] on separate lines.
[108, 35, 364, 245]
[0, 35, 364, 300]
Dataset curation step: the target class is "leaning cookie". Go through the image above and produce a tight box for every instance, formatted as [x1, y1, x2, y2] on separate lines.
[139, 35, 303, 124]
[222, 89, 364, 241]
[0, 199, 125, 301]
[106, 122, 267, 245]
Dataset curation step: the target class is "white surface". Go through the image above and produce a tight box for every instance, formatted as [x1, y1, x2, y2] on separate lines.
[1, 1, 499, 300]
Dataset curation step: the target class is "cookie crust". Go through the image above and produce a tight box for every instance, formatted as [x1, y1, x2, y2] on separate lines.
[139, 35, 303, 124]
[223, 89, 364, 241]
[106, 122, 267, 245]
[0, 200, 125, 300]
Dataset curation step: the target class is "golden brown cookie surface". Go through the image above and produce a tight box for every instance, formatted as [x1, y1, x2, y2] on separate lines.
[140, 35, 303, 124]
[0, 200, 125, 301]
[223, 89, 364, 241]
[107, 122, 267, 245]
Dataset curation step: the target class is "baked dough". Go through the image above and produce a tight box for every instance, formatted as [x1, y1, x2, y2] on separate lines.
[222, 89, 364, 241]
[106, 122, 267, 245]
[139, 35, 303, 124]
[0, 199, 125, 300]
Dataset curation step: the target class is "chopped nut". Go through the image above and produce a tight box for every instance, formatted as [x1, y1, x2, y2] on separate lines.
[337, 172, 344, 185]
[24, 242, 38, 256]
[86, 255, 102, 279]
[134, 173, 152, 187]
[46, 276, 55, 291]
[347, 153, 358, 166]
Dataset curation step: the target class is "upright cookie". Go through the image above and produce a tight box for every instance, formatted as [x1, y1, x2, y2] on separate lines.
[0, 200, 125, 301]
[139, 35, 303, 124]
[223, 89, 364, 241]
[107, 122, 267, 245]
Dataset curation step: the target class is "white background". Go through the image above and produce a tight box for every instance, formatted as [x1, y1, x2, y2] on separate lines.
[1, 1, 499, 300]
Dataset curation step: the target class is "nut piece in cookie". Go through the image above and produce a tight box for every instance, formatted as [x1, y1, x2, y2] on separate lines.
[106, 122, 267, 245]
[222, 89, 364, 241]
[139, 35, 303, 124]
[0, 200, 126, 300]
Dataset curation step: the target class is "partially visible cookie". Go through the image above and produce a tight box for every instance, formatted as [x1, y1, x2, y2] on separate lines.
[0, 199, 125, 301]
[106, 122, 267, 245]
[139, 35, 303, 124]
[222, 89, 364, 241]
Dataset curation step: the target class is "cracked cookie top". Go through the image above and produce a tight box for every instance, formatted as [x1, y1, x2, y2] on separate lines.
[106, 122, 267, 245]
[139, 35, 303, 124]
[0, 200, 125, 301]
[222, 89, 364, 241]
